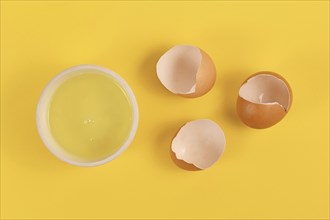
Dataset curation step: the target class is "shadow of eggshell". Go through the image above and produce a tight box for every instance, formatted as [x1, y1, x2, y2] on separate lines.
[171, 119, 226, 170]
[237, 71, 292, 129]
[156, 45, 216, 98]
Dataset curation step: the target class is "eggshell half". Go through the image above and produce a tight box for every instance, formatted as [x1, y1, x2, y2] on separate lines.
[237, 71, 292, 129]
[156, 45, 216, 98]
[171, 119, 226, 170]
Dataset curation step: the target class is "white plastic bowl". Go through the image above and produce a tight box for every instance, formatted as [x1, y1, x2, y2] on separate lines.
[36, 65, 139, 166]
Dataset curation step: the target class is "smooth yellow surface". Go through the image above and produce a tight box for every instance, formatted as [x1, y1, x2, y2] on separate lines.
[49, 73, 133, 162]
[1, 1, 329, 219]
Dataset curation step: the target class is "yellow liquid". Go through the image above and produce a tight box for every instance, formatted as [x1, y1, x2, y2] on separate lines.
[48, 73, 133, 162]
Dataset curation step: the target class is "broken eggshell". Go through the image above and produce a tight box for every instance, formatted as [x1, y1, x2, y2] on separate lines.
[237, 71, 292, 129]
[171, 119, 226, 170]
[156, 45, 216, 98]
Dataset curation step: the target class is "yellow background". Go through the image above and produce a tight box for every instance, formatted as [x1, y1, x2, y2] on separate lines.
[1, 1, 329, 219]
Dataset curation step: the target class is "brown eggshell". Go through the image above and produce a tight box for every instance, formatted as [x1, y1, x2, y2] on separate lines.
[170, 150, 201, 171]
[181, 49, 216, 98]
[237, 71, 292, 129]
[171, 119, 226, 170]
[168, 125, 200, 171]
[237, 96, 287, 129]
[156, 45, 216, 98]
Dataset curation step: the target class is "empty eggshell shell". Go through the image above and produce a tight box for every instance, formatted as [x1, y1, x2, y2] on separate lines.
[171, 119, 226, 170]
[237, 71, 292, 129]
[156, 45, 216, 98]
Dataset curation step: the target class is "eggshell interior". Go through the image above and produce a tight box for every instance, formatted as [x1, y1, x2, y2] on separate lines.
[171, 119, 226, 170]
[156, 45, 202, 94]
[239, 74, 291, 111]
